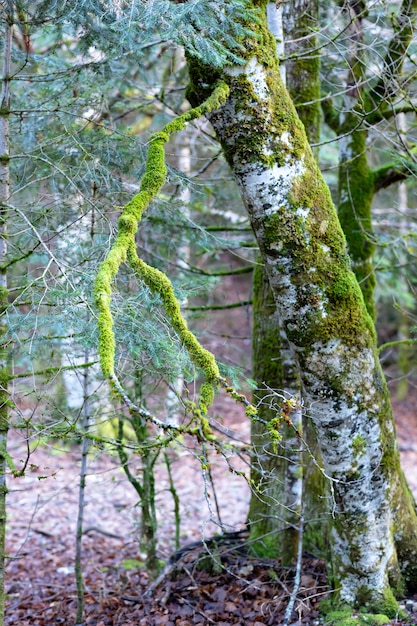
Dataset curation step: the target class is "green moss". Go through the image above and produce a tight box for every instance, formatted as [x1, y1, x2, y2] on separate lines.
[324, 612, 357, 626]
[321, 600, 392, 626]
[322, 587, 401, 623]
[267, 417, 282, 452]
[251, 263, 284, 386]
[330, 273, 358, 301]
[352, 434, 367, 457]
[94, 81, 229, 409]
[188, 5, 307, 168]
[245, 405, 258, 418]
[0, 285, 8, 302]
[285, 22, 321, 148]
[196, 2, 377, 356]
[366, 588, 399, 619]
[324, 612, 390, 626]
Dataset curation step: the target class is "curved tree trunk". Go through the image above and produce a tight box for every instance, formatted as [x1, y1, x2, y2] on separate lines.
[248, 0, 327, 564]
[187, 0, 417, 607]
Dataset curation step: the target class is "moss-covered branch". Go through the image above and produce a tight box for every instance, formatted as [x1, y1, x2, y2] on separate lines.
[373, 153, 417, 191]
[9, 361, 98, 380]
[378, 338, 417, 354]
[94, 79, 255, 419]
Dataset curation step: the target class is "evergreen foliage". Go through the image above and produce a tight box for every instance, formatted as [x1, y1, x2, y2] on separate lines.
[27, 0, 259, 66]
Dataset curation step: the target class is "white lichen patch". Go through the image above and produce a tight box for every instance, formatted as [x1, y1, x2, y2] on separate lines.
[306, 341, 377, 403]
[280, 130, 293, 148]
[318, 220, 329, 236]
[296, 207, 310, 220]
[269, 241, 283, 252]
[331, 507, 394, 604]
[237, 157, 306, 219]
[226, 57, 270, 101]
[385, 419, 394, 434]
[244, 56, 270, 101]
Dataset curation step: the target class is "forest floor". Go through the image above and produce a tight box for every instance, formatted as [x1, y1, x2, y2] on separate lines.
[5, 380, 417, 626]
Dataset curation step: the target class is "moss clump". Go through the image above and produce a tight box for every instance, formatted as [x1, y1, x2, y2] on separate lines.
[324, 613, 390, 626]
[329, 273, 359, 302]
[245, 405, 258, 418]
[320, 600, 392, 626]
[352, 434, 367, 457]
[366, 587, 400, 619]
[267, 416, 283, 452]
[321, 585, 404, 624]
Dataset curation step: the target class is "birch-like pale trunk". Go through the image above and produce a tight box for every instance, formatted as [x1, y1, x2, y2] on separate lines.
[249, 1, 305, 565]
[0, 13, 11, 625]
[187, 0, 417, 606]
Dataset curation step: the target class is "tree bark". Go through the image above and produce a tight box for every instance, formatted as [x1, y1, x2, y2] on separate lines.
[248, 0, 327, 565]
[248, 259, 303, 564]
[187, 0, 417, 607]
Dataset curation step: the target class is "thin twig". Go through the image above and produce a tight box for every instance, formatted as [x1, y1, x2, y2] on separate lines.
[283, 513, 304, 626]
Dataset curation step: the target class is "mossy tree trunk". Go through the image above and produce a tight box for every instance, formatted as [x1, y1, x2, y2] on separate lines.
[0, 13, 11, 626]
[281, 0, 329, 559]
[248, 0, 327, 565]
[187, 0, 417, 607]
[248, 2, 302, 566]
